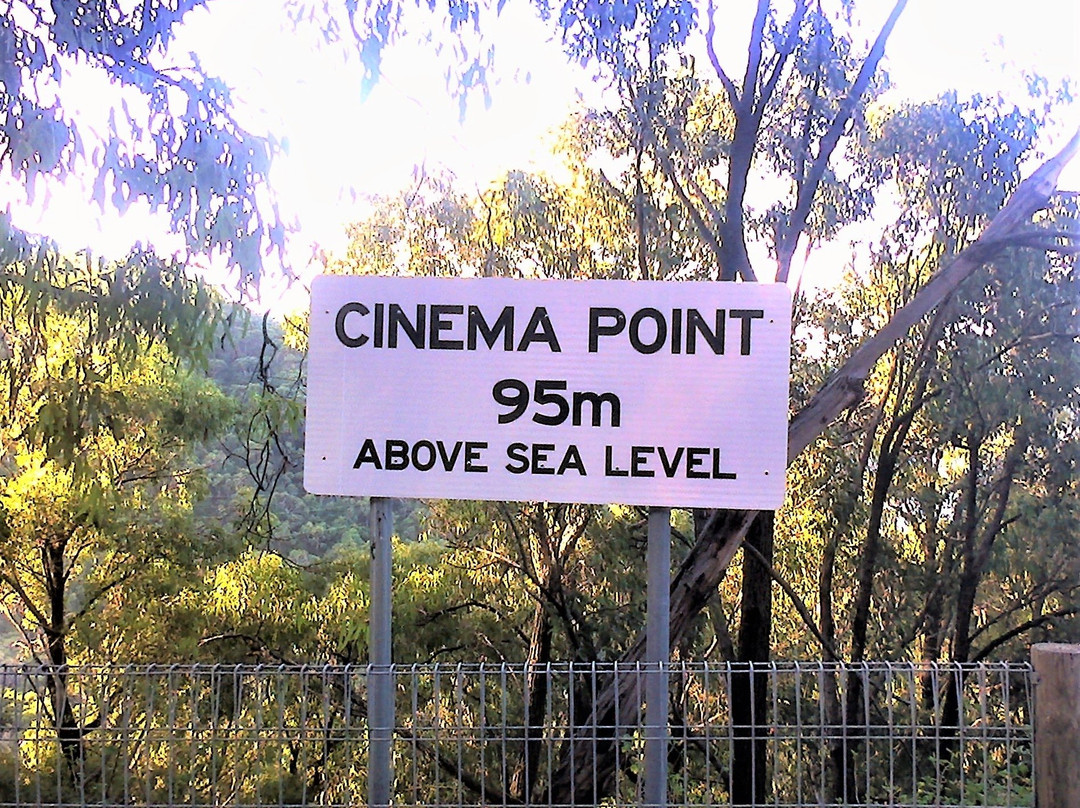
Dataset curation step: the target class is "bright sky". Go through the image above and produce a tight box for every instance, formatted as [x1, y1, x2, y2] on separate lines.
[4, 0, 1078, 302]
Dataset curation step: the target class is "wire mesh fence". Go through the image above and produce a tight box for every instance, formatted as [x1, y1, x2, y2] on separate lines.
[0, 661, 1032, 807]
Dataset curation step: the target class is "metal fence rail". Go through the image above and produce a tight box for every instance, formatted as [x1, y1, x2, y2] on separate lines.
[0, 662, 1032, 807]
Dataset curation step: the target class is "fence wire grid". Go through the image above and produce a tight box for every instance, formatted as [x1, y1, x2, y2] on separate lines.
[0, 662, 1032, 807]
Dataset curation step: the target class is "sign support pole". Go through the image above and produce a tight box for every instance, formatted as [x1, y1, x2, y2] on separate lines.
[369, 496, 394, 808]
[644, 506, 671, 808]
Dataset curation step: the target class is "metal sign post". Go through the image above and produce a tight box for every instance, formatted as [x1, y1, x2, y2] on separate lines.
[368, 496, 394, 808]
[644, 506, 671, 808]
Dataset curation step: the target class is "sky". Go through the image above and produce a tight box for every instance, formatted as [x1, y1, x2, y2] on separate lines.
[193, 0, 1079, 256]
[4, 0, 1078, 303]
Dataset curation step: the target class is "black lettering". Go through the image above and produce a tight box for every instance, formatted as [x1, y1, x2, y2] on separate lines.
[532, 380, 569, 426]
[686, 309, 725, 355]
[729, 309, 764, 355]
[657, 446, 684, 478]
[629, 308, 666, 354]
[589, 307, 625, 352]
[532, 443, 556, 475]
[411, 440, 436, 471]
[373, 302, 384, 348]
[335, 302, 369, 347]
[711, 448, 737, 480]
[557, 445, 587, 476]
[506, 443, 529, 474]
[671, 308, 682, 354]
[388, 303, 426, 349]
[518, 307, 561, 352]
[436, 440, 462, 470]
[352, 437, 382, 469]
[353, 437, 494, 474]
[464, 442, 488, 473]
[429, 304, 464, 350]
[604, 445, 628, 477]
[385, 439, 409, 470]
[468, 306, 514, 350]
[574, 391, 622, 427]
[630, 445, 655, 478]
[686, 447, 710, 479]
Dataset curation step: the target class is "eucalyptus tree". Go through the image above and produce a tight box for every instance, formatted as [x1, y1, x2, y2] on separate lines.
[1, 0, 285, 288]
[319, 3, 1078, 796]
[0, 223, 234, 786]
[828, 96, 1080, 670]
[305, 1, 1078, 801]
[324, 103, 1078, 808]
[783, 222, 1080, 802]
[6, 1, 1078, 804]
[516, 3, 1076, 802]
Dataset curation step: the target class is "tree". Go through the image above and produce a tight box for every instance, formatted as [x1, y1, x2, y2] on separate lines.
[319, 87, 1077, 806]
[497, 0, 1076, 799]
[1, 0, 286, 288]
[7, 0, 1078, 803]
[261, 0, 1080, 799]
[783, 210, 1080, 801]
[0, 225, 234, 785]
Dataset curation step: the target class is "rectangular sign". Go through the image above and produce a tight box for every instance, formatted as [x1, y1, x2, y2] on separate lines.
[304, 276, 791, 508]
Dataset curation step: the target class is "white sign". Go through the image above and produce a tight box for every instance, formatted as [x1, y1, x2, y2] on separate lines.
[304, 276, 791, 509]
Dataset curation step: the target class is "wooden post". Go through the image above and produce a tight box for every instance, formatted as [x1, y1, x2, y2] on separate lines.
[1032, 643, 1080, 808]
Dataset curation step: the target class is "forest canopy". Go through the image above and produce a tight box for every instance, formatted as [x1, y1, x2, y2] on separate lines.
[0, 1, 1078, 803]
[0, 0, 1076, 674]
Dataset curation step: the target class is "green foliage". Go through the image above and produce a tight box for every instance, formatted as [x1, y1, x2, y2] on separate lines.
[784, 203, 1080, 664]
[286, 0, 694, 109]
[3, 1, 1077, 803]
[1, 1, 287, 286]
[324, 142, 644, 281]
[194, 315, 382, 554]
[0, 226, 238, 665]
[315, 77, 1080, 672]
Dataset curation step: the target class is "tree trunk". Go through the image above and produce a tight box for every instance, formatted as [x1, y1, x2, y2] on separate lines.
[511, 592, 554, 802]
[919, 512, 949, 711]
[939, 433, 1023, 755]
[546, 509, 756, 805]
[819, 513, 845, 801]
[831, 428, 904, 803]
[42, 537, 83, 788]
[731, 512, 773, 805]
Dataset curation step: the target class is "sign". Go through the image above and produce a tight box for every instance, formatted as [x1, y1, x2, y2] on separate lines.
[304, 276, 791, 509]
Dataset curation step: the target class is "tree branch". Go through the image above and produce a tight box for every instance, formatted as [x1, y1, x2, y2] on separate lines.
[775, 0, 909, 282]
[704, 0, 738, 105]
[741, 539, 840, 660]
[645, 125, 726, 269]
[753, 0, 809, 120]
[787, 128, 1080, 462]
[971, 607, 1080, 662]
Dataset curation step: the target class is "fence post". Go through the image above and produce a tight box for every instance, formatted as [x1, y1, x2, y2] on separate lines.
[1032, 643, 1080, 808]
